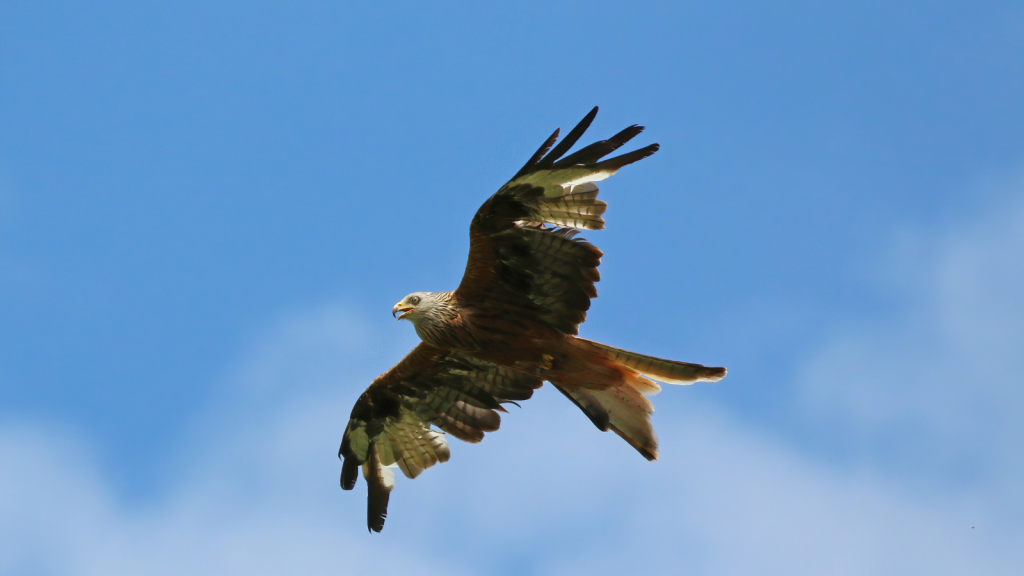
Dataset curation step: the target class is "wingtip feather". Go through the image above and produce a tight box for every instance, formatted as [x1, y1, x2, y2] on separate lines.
[340, 457, 359, 490]
[514, 127, 561, 179]
[536, 106, 600, 169]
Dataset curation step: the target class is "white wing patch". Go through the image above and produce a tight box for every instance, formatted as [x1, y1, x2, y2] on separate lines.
[514, 168, 617, 198]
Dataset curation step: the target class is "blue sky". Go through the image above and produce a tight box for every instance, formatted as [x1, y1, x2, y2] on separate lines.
[2, 1, 1023, 574]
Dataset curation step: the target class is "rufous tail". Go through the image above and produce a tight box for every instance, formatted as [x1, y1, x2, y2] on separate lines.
[550, 337, 726, 460]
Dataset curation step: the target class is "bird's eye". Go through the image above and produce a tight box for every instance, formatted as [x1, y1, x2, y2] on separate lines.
[411, 296, 420, 305]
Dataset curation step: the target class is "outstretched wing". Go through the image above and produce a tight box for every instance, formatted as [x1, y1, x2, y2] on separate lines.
[339, 343, 542, 532]
[456, 107, 658, 337]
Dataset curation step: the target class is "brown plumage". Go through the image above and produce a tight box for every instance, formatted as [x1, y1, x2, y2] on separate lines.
[339, 107, 726, 532]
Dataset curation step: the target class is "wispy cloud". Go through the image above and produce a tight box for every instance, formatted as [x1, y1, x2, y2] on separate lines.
[797, 177, 1024, 509]
[3, 184, 1024, 575]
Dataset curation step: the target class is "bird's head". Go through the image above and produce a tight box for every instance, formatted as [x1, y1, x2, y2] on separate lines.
[392, 292, 434, 322]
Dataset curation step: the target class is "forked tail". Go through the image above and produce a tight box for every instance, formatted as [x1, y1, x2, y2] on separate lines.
[573, 338, 727, 384]
[550, 337, 726, 460]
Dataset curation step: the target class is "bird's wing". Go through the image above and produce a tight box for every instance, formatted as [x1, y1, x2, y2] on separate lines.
[339, 342, 542, 532]
[456, 107, 658, 337]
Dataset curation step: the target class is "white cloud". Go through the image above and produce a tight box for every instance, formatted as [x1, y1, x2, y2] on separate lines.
[4, 392, 1020, 576]
[4, 185, 1024, 574]
[797, 180, 1024, 511]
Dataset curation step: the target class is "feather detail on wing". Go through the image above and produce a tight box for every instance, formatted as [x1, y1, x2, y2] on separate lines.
[338, 343, 542, 532]
[456, 107, 657, 337]
[510, 106, 659, 214]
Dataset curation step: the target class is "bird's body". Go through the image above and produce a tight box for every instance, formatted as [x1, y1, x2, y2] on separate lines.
[340, 108, 726, 532]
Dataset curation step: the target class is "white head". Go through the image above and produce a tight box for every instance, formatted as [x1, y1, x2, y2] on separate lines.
[392, 291, 443, 326]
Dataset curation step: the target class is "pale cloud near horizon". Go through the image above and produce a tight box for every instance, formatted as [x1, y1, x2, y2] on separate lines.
[3, 186, 1024, 575]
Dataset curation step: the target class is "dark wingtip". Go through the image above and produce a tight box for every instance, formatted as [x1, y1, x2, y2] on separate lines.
[536, 106, 600, 170]
[549, 123, 650, 169]
[593, 142, 660, 171]
[340, 457, 359, 490]
[366, 483, 391, 533]
[513, 127, 561, 180]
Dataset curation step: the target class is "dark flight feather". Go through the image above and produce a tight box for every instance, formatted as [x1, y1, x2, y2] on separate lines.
[513, 128, 560, 180]
[535, 106, 599, 170]
[551, 124, 646, 168]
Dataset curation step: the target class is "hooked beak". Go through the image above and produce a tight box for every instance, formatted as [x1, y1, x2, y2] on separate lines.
[392, 303, 413, 320]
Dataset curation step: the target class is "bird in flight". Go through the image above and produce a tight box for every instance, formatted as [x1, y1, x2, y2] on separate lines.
[339, 107, 726, 532]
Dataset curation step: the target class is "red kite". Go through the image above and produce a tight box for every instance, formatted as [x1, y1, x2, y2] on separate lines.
[339, 108, 726, 532]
